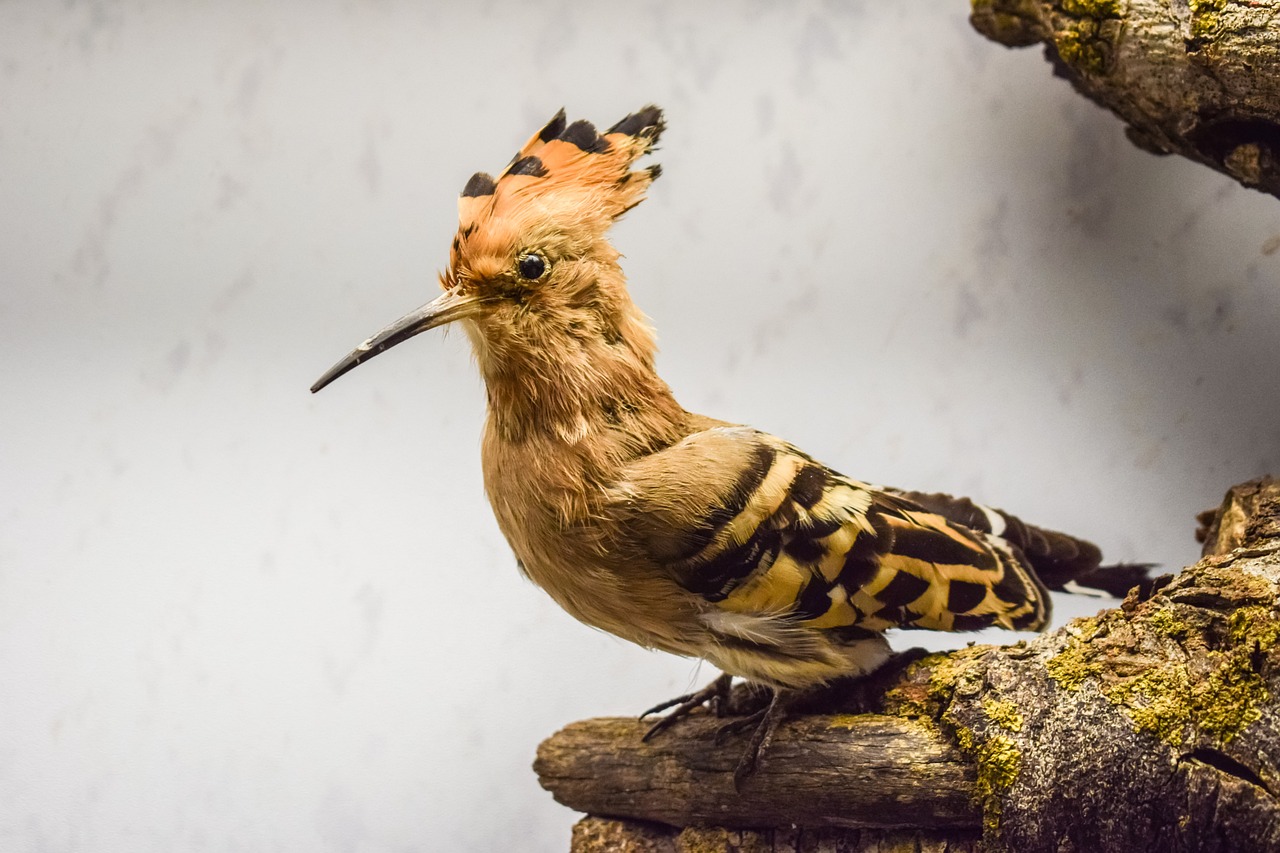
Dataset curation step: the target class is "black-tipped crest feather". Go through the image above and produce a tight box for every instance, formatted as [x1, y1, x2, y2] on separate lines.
[538, 108, 568, 142]
[608, 105, 666, 141]
[507, 155, 548, 178]
[461, 172, 496, 197]
[558, 119, 610, 153]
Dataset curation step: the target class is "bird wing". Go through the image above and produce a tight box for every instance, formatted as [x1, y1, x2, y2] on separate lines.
[612, 427, 1051, 636]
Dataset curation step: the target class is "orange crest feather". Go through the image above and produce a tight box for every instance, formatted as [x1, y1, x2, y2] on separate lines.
[453, 106, 665, 244]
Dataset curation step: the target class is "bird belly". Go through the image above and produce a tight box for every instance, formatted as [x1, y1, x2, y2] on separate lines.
[696, 608, 892, 689]
[504, 531, 707, 658]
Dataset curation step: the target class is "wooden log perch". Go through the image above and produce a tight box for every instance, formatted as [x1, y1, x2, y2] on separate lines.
[535, 714, 979, 830]
[536, 476, 1280, 852]
[969, 0, 1280, 200]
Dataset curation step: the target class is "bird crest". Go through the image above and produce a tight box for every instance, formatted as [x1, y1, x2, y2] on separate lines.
[450, 106, 664, 274]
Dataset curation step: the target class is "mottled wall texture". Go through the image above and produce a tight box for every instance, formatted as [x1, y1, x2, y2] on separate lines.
[2, 3, 1277, 851]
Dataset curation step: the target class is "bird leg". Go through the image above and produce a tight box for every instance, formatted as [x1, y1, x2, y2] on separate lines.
[720, 687, 793, 791]
[641, 676, 802, 789]
[712, 702, 770, 744]
[640, 672, 734, 741]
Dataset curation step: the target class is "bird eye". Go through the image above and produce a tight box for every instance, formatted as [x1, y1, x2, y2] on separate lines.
[517, 253, 547, 280]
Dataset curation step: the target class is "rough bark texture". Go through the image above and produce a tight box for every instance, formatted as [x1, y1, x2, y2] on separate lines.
[569, 816, 980, 853]
[536, 714, 979, 830]
[969, 0, 1280, 199]
[537, 477, 1280, 852]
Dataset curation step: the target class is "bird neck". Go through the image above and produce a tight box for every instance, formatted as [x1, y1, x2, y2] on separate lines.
[468, 300, 687, 459]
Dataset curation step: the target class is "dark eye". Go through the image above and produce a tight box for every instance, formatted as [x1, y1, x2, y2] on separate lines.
[517, 253, 547, 280]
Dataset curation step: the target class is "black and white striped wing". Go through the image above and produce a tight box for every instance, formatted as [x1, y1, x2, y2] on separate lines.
[616, 427, 1053, 636]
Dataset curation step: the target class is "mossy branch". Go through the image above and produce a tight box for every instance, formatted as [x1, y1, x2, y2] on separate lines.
[970, 0, 1280, 199]
[539, 477, 1280, 852]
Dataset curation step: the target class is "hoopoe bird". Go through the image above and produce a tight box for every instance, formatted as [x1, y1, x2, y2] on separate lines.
[312, 106, 1140, 785]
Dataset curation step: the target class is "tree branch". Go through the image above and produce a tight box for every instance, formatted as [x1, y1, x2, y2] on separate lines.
[970, 0, 1280, 199]
[535, 714, 979, 830]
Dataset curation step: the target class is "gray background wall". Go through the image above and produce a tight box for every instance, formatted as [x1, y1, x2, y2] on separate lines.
[2, 2, 1277, 850]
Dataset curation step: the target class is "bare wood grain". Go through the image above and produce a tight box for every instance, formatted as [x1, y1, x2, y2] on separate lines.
[536, 714, 980, 830]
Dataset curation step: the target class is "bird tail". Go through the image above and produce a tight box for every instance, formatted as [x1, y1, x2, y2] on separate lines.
[891, 490, 1151, 597]
[1066, 562, 1159, 598]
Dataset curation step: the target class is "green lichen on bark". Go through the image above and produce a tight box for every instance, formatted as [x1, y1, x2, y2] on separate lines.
[1100, 637, 1266, 746]
[1194, 659, 1267, 740]
[1189, 0, 1227, 40]
[974, 734, 1022, 794]
[1147, 607, 1191, 640]
[1106, 664, 1195, 745]
[952, 724, 1022, 838]
[1052, 20, 1115, 75]
[1186, 604, 1280, 740]
[1061, 0, 1123, 17]
[1042, 582, 1279, 746]
[880, 645, 991, 720]
[981, 697, 1024, 733]
[971, 0, 1127, 68]
[878, 645, 1027, 839]
[969, 0, 1045, 46]
[1230, 604, 1280, 651]
[1044, 614, 1104, 690]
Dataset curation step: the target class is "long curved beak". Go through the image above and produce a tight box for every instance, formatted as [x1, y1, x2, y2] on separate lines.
[310, 287, 490, 394]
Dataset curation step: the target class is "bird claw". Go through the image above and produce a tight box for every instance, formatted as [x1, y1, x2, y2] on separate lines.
[640, 672, 734, 741]
[713, 707, 767, 745]
[731, 690, 788, 792]
[639, 675, 791, 792]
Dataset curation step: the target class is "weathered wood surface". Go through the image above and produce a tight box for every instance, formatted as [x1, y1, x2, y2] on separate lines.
[539, 478, 1280, 852]
[568, 816, 981, 853]
[970, 0, 1280, 199]
[1199, 474, 1280, 556]
[536, 714, 980, 830]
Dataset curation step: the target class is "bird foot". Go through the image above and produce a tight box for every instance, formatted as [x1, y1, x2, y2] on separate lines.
[640, 675, 792, 791]
[722, 689, 789, 792]
[640, 672, 734, 741]
[713, 705, 768, 744]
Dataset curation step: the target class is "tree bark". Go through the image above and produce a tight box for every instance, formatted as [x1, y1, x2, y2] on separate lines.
[536, 477, 1280, 852]
[969, 0, 1280, 199]
[567, 816, 981, 853]
[536, 714, 979, 830]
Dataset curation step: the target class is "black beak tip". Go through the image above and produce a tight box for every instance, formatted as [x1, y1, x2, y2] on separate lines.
[309, 354, 363, 395]
[309, 288, 474, 398]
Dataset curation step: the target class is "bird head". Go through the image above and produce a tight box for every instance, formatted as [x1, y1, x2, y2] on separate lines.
[311, 106, 665, 395]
